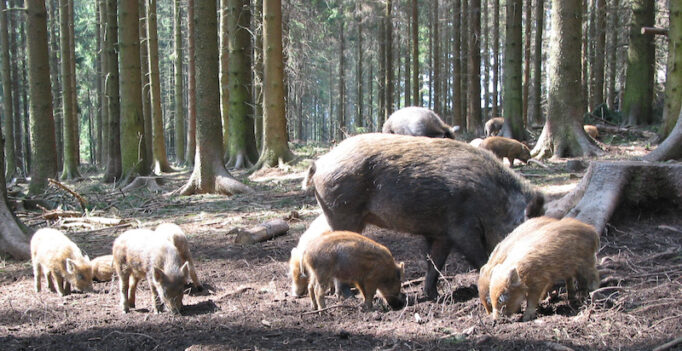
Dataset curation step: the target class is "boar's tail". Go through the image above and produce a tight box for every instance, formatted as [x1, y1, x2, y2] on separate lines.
[301, 163, 316, 191]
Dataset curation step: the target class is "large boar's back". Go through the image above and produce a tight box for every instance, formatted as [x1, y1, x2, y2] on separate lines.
[311, 133, 542, 265]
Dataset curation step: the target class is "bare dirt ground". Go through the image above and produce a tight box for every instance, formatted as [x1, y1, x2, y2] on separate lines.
[0, 134, 680, 351]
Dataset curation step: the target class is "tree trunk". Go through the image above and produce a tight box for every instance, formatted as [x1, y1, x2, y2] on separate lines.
[531, 0, 603, 159]
[522, 0, 531, 125]
[255, 0, 294, 169]
[145, 0, 171, 173]
[661, 0, 682, 140]
[179, 0, 251, 195]
[530, 0, 545, 126]
[644, 107, 682, 161]
[482, 0, 489, 122]
[225, 0, 258, 169]
[384, 0, 394, 123]
[26, 0, 58, 195]
[67, 0, 77, 166]
[411, 0, 419, 107]
[0, 0, 15, 179]
[337, 19, 346, 141]
[48, 0, 62, 173]
[174, 0, 185, 165]
[461, 0, 469, 123]
[590, 0, 606, 110]
[468, 0, 482, 135]
[253, 0, 264, 150]
[185, 0, 197, 166]
[119, 0, 147, 183]
[433, 0, 441, 116]
[501, 0, 524, 140]
[452, 0, 462, 128]
[219, 0, 230, 156]
[139, 0, 152, 174]
[622, 0, 655, 126]
[491, 0, 499, 118]
[103, 0, 121, 183]
[59, 0, 80, 179]
[95, 1, 103, 166]
[356, 16, 363, 130]
[606, 0, 619, 110]
[378, 8, 385, 126]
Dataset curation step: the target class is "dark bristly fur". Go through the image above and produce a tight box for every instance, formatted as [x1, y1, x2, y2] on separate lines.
[382, 106, 457, 139]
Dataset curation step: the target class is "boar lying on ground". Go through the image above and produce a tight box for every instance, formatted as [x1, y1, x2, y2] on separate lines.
[289, 214, 332, 297]
[306, 133, 544, 299]
[91, 255, 115, 282]
[382, 106, 459, 138]
[31, 228, 93, 296]
[485, 117, 504, 137]
[301, 231, 406, 311]
[479, 136, 532, 165]
[584, 125, 599, 139]
[113, 229, 190, 314]
[155, 223, 202, 291]
[485, 217, 600, 321]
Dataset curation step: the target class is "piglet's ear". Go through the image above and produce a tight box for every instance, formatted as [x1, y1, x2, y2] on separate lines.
[508, 267, 521, 287]
[153, 267, 165, 283]
[66, 258, 76, 274]
[180, 262, 190, 278]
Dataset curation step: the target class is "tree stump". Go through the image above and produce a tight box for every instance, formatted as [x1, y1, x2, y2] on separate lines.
[546, 161, 682, 234]
[232, 219, 289, 245]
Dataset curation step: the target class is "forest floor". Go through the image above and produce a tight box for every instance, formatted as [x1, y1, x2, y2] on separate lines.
[0, 131, 680, 351]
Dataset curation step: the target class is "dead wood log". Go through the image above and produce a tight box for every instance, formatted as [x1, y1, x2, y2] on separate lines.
[641, 27, 668, 36]
[594, 124, 657, 140]
[232, 219, 289, 245]
[546, 161, 682, 235]
[41, 209, 82, 220]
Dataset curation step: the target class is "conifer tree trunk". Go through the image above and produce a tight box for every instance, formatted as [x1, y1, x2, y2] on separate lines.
[384, 0, 394, 123]
[452, 0, 462, 127]
[468, 0, 482, 134]
[174, 0, 185, 165]
[59, 0, 80, 179]
[337, 19, 346, 141]
[501, 0, 524, 140]
[26, 0, 58, 194]
[622, 0, 655, 126]
[103, 0, 121, 183]
[95, 1, 103, 165]
[531, 0, 545, 125]
[461, 0, 468, 122]
[590, 0, 606, 110]
[146, 0, 171, 172]
[433, 0, 441, 115]
[67, 0, 77, 166]
[378, 8, 385, 124]
[491, 0, 499, 118]
[411, 0, 419, 106]
[185, 0, 196, 166]
[99, 0, 108, 168]
[531, 0, 603, 158]
[606, 0, 619, 110]
[225, 0, 258, 169]
[219, 0, 229, 156]
[253, 0, 264, 150]
[255, 0, 294, 169]
[0, 0, 15, 179]
[0, 120, 30, 260]
[119, 0, 147, 183]
[48, 0, 62, 172]
[482, 0, 489, 121]
[356, 16, 363, 129]
[522, 0, 531, 124]
[661, 0, 682, 139]
[179, 0, 251, 195]
[139, 0, 152, 174]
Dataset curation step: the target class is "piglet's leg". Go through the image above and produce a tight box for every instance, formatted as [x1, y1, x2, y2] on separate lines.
[522, 289, 543, 322]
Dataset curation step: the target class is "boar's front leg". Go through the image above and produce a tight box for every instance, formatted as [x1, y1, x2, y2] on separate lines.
[33, 263, 42, 292]
[149, 281, 163, 313]
[423, 238, 453, 300]
[522, 288, 543, 322]
[53, 273, 68, 296]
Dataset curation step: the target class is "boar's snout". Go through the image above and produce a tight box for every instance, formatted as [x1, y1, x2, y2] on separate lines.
[386, 293, 407, 310]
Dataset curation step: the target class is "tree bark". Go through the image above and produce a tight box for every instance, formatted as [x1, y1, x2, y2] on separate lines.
[606, 0, 619, 110]
[461, 0, 468, 123]
[59, 0, 80, 180]
[95, 1, 103, 166]
[522, 0, 531, 125]
[139, 0, 153, 174]
[219, 0, 230, 156]
[491, 0, 499, 118]
[590, 0, 606, 110]
[174, 0, 185, 165]
[384, 0, 394, 123]
[103, 0, 121, 183]
[501, 0, 524, 140]
[622, 0, 655, 126]
[531, 0, 603, 159]
[225, 0, 258, 169]
[468, 0, 482, 135]
[452, 0, 462, 128]
[337, 19, 345, 141]
[185, 0, 197, 166]
[661, 1, 682, 140]
[482, 0, 489, 122]
[119, 0, 147, 183]
[26, 0, 58, 195]
[411, 0, 419, 107]
[433, 0, 441, 116]
[356, 15, 363, 130]
[530, 0, 544, 126]
[179, 0, 252, 195]
[0, 0, 15, 179]
[255, 0, 294, 169]
[146, 0, 172, 173]
[644, 106, 682, 161]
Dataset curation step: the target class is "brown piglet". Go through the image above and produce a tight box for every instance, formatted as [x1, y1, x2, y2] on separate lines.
[31, 228, 93, 296]
[479, 136, 532, 165]
[487, 217, 600, 321]
[584, 125, 599, 139]
[289, 214, 332, 297]
[91, 255, 115, 282]
[301, 231, 406, 311]
[113, 229, 189, 314]
[155, 223, 202, 291]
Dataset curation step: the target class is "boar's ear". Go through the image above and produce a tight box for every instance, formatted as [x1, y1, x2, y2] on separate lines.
[66, 258, 76, 274]
[508, 267, 521, 287]
[153, 267, 165, 283]
[180, 262, 190, 278]
[84, 255, 90, 262]
[398, 262, 405, 280]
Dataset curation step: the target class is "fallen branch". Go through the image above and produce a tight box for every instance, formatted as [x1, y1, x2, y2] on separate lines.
[216, 286, 253, 300]
[48, 178, 87, 210]
[232, 219, 289, 245]
[40, 208, 82, 220]
[61, 216, 122, 226]
[653, 337, 682, 351]
[641, 26, 668, 36]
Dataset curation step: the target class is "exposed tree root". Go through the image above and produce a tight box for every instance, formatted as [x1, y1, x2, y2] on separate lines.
[0, 199, 31, 260]
[644, 112, 682, 161]
[252, 148, 297, 170]
[532, 123, 605, 159]
[178, 166, 252, 196]
[546, 161, 682, 234]
[122, 176, 164, 193]
[226, 151, 255, 170]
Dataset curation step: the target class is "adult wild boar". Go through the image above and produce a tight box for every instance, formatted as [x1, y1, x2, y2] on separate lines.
[113, 229, 190, 314]
[479, 136, 532, 165]
[382, 106, 459, 138]
[31, 228, 93, 296]
[484, 117, 504, 137]
[302, 231, 406, 311]
[306, 133, 544, 299]
[487, 217, 600, 321]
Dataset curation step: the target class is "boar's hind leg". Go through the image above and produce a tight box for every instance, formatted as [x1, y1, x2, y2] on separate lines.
[118, 270, 131, 313]
[357, 281, 377, 310]
[423, 238, 453, 300]
[33, 264, 42, 292]
[128, 275, 140, 308]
